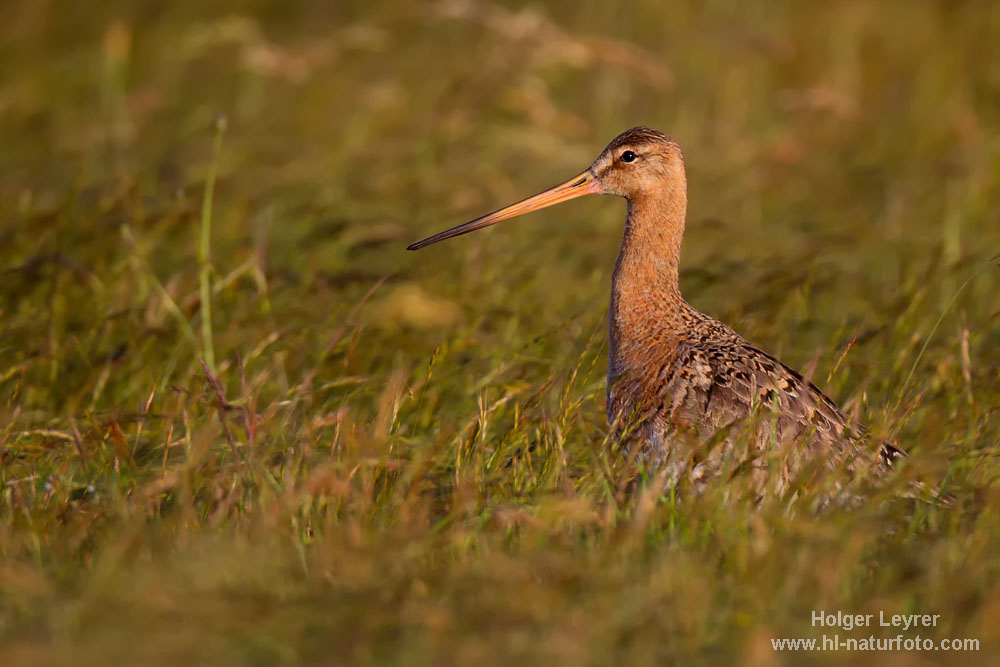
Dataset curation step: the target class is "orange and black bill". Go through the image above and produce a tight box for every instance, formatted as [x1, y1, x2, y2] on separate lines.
[407, 170, 602, 250]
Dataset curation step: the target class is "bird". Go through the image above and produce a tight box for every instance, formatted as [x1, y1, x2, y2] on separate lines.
[408, 126, 911, 496]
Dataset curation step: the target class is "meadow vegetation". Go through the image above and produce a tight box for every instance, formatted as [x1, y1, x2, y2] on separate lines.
[1, 1, 999, 664]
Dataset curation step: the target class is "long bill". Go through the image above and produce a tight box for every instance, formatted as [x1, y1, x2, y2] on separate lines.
[407, 170, 602, 250]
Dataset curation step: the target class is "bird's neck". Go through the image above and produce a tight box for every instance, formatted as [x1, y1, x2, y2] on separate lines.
[608, 184, 692, 377]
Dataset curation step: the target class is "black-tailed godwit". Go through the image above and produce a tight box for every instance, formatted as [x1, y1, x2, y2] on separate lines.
[409, 127, 907, 493]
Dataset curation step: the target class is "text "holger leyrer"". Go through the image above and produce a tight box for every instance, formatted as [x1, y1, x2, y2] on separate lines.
[813, 611, 942, 632]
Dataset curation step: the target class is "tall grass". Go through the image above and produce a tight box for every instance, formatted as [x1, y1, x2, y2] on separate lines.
[1, 1, 999, 664]
[197, 116, 227, 373]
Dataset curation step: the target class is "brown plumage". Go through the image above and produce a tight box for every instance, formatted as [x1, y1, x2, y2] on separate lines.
[409, 127, 905, 494]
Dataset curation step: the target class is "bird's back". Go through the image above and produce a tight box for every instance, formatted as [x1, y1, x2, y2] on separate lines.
[608, 306, 898, 491]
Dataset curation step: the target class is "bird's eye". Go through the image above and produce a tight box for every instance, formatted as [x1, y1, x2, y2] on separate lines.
[621, 150, 637, 163]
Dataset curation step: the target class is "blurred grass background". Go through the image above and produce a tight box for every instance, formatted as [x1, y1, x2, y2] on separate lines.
[1, 0, 999, 664]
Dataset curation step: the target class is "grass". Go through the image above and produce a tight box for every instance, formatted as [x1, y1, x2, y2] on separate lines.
[1, 0, 999, 664]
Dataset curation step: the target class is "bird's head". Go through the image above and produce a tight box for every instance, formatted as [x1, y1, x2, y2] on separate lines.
[587, 126, 684, 199]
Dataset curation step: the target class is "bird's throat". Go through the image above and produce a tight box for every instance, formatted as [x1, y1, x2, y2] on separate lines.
[607, 190, 690, 382]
